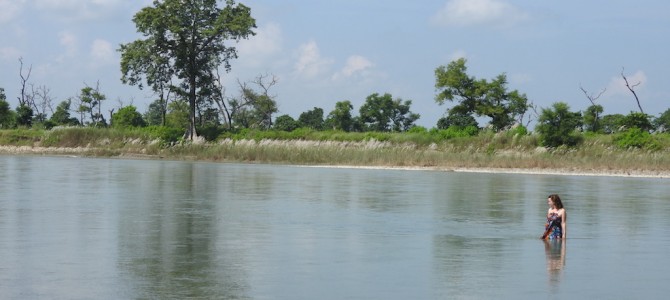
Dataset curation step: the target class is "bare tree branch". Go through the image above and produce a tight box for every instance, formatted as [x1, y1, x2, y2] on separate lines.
[251, 73, 278, 97]
[525, 101, 539, 129]
[30, 84, 54, 122]
[18, 57, 32, 107]
[579, 84, 606, 106]
[212, 68, 232, 128]
[621, 67, 644, 114]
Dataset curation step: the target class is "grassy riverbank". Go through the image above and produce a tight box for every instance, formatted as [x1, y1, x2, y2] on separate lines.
[1, 127, 669, 177]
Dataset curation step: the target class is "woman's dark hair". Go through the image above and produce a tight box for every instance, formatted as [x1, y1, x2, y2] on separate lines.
[548, 194, 564, 209]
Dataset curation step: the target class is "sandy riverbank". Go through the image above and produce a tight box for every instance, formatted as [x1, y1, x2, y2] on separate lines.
[298, 164, 670, 179]
[3, 145, 667, 179]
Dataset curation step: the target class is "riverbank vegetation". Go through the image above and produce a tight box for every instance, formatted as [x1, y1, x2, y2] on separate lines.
[1, 126, 669, 176]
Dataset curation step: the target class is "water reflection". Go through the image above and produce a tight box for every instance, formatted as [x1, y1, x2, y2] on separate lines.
[544, 239, 566, 287]
[3, 156, 670, 299]
[116, 162, 252, 299]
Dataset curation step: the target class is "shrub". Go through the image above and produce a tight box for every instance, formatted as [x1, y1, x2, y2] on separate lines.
[508, 124, 528, 136]
[142, 126, 183, 144]
[621, 112, 653, 132]
[408, 126, 428, 134]
[197, 124, 226, 142]
[112, 106, 146, 128]
[614, 127, 660, 150]
[274, 114, 300, 132]
[431, 126, 479, 140]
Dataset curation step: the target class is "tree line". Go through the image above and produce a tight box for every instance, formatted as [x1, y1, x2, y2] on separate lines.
[2, 0, 669, 149]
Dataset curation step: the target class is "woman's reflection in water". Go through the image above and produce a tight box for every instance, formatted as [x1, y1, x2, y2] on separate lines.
[544, 239, 566, 286]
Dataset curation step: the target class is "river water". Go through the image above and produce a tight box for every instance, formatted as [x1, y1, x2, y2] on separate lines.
[0, 155, 669, 299]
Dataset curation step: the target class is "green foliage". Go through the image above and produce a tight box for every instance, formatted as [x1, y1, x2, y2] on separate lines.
[507, 124, 528, 136]
[359, 93, 419, 132]
[196, 124, 226, 142]
[230, 87, 278, 130]
[434, 58, 529, 130]
[613, 127, 660, 150]
[140, 126, 183, 144]
[536, 102, 583, 147]
[112, 105, 146, 128]
[436, 112, 479, 129]
[583, 104, 604, 132]
[144, 99, 167, 126]
[15, 105, 33, 127]
[41, 127, 110, 147]
[49, 100, 80, 127]
[76, 85, 107, 127]
[41, 120, 57, 130]
[274, 114, 300, 132]
[0, 129, 43, 145]
[407, 126, 428, 134]
[298, 107, 325, 130]
[0, 88, 15, 129]
[655, 109, 670, 132]
[165, 100, 190, 131]
[120, 0, 256, 138]
[325, 100, 354, 131]
[620, 112, 653, 132]
[600, 114, 625, 134]
[430, 126, 479, 140]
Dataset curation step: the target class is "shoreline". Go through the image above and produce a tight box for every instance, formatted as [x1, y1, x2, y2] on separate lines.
[3, 145, 668, 179]
[297, 164, 670, 179]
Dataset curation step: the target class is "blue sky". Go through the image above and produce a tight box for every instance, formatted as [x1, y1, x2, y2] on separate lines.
[1, 0, 668, 128]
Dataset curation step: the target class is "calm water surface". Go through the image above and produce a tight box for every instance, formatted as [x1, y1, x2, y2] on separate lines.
[1, 155, 669, 299]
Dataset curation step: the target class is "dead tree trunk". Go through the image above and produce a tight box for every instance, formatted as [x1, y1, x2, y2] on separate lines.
[18, 57, 32, 107]
[580, 84, 606, 132]
[621, 68, 644, 114]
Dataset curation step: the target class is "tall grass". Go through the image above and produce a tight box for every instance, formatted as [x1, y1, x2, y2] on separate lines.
[1, 127, 668, 174]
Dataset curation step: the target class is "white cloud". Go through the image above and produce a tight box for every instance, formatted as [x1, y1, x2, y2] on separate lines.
[294, 40, 333, 79]
[0, 0, 26, 23]
[332, 55, 373, 80]
[237, 22, 283, 68]
[432, 0, 528, 28]
[607, 70, 647, 97]
[33, 0, 125, 20]
[59, 31, 78, 57]
[89, 39, 115, 67]
[0, 47, 22, 61]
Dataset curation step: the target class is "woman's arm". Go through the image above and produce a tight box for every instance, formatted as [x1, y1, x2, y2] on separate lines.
[561, 209, 567, 239]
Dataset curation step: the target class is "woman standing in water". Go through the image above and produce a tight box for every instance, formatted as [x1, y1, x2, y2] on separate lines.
[542, 194, 567, 239]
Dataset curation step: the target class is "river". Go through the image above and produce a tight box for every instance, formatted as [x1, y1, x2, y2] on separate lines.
[1, 155, 669, 299]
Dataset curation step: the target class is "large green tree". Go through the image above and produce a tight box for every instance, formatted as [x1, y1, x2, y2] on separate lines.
[298, 107, 325, 130]
[50, 100, 80, 126]
[325, 100, 354, 131]
[75, 85, 106, 127]
[144, 99, 167, 126]
[536, 102, 583, 147]
[620, 112, 653, 132]
[654, 109, 670, 132]
[0, 88, 15, 128]
[435, 58, 529, 130]
[274, 114, 300, 132]
[600, 114, 625, 134]
[120, 0, 256, 140]
[583, 104, 604, 133]
[359, 93, 419, 132]
[228, 76, 278, 130]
